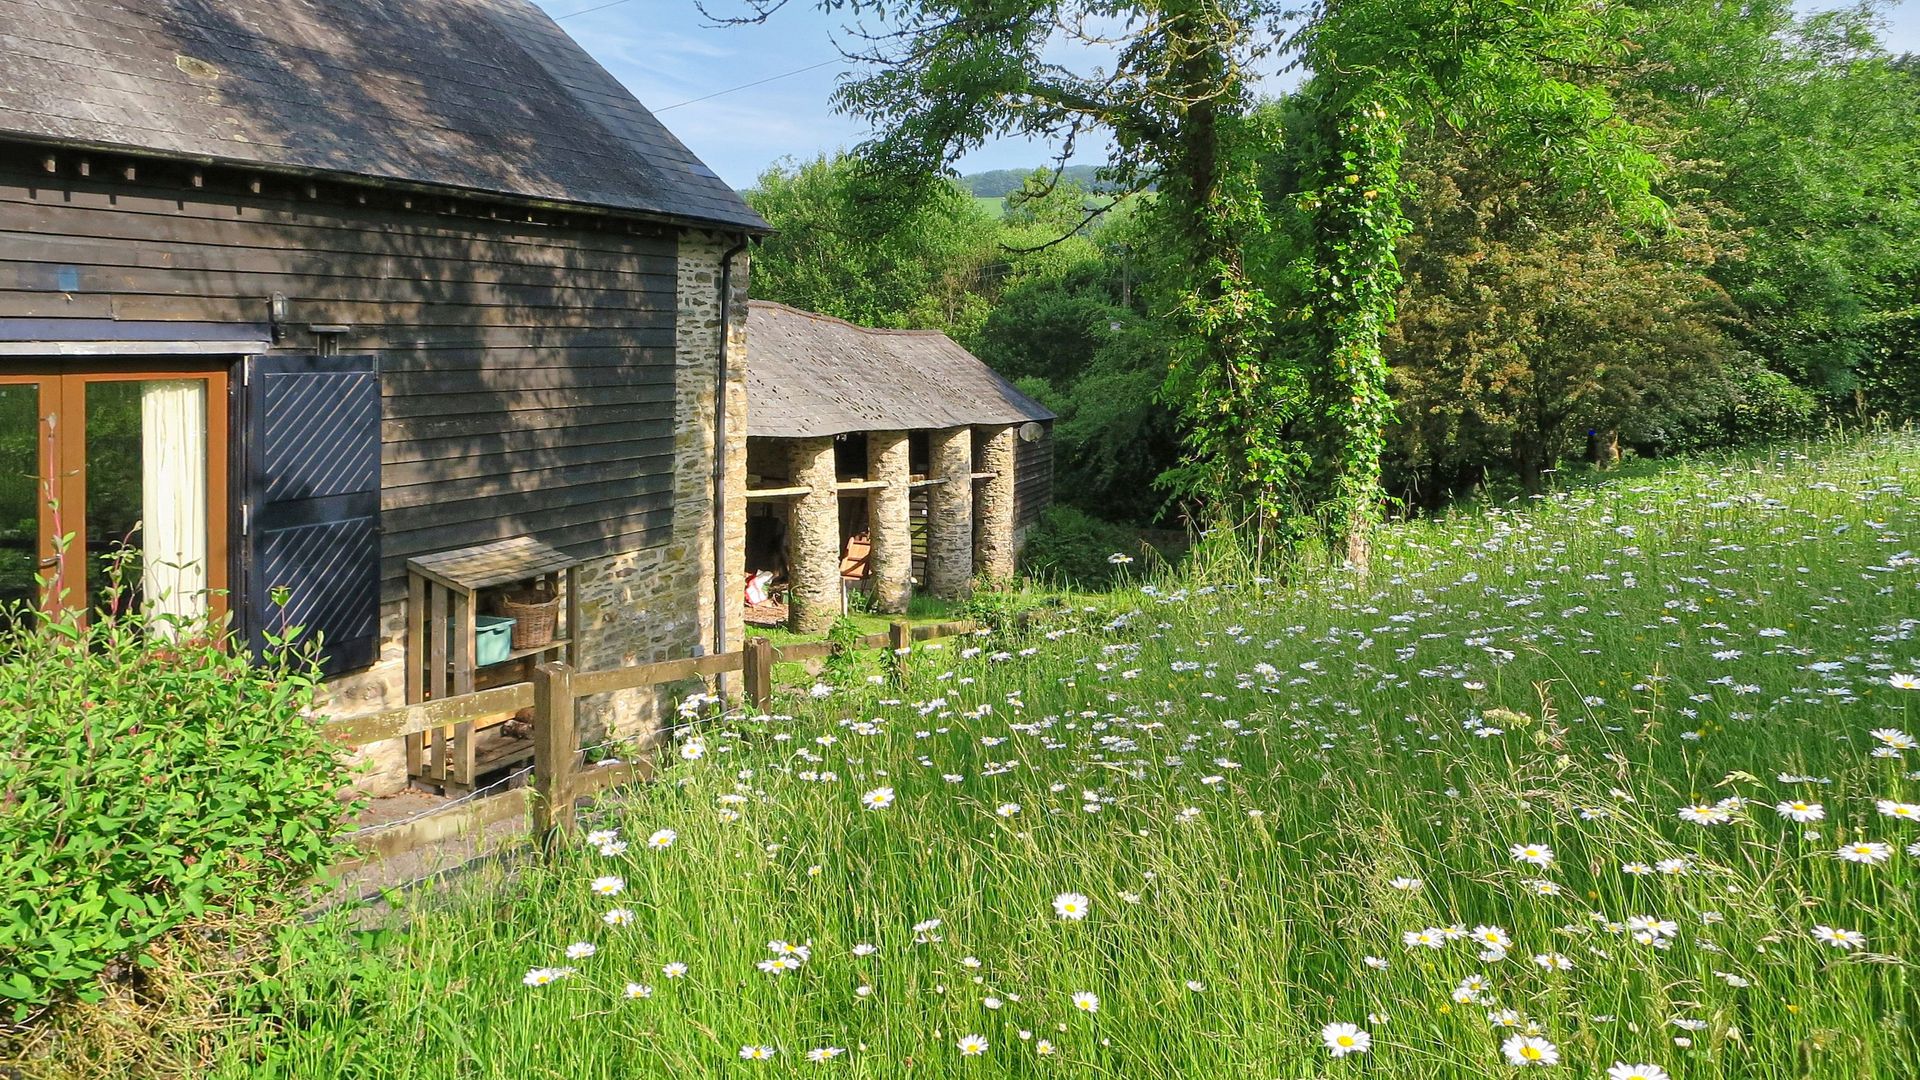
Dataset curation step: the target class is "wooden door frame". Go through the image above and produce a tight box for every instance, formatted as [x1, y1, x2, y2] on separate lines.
[0, 360, 231, 622]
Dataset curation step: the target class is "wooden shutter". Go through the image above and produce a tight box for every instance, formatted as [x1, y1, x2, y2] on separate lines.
[240, 354, 381, 676]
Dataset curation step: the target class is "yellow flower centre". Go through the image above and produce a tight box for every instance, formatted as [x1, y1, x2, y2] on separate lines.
[1337, 1035, 1356, 1047]
[1522, 1047, 1544, 1061]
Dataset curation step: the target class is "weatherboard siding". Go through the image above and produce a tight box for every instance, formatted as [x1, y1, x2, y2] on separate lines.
[0, 156, 680, 601]
[1014, 429, 1053, 532]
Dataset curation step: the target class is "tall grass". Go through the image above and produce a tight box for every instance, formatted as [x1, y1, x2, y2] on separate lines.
[221, 435, 1919, 1078]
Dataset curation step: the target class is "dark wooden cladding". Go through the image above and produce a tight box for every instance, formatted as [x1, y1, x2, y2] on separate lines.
[1015, 428, 1053, 531]
[0, 157, 681, 601]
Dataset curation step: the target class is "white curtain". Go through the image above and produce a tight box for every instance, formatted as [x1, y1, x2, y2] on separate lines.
[140, 380, 208, 626]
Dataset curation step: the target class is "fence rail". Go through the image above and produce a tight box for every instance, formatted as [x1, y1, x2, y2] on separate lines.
[325, 618, 978, 877]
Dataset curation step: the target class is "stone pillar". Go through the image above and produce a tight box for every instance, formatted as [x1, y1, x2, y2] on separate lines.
[925, 425, 973, 600]
[866, 430, 912, 614]
[973, 425, 1017, 586]
[786, 436, 841, 634]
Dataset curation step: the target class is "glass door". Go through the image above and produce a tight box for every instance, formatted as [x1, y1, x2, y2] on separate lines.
[0, 380, 49, 624]
[0, 364, 228, 629]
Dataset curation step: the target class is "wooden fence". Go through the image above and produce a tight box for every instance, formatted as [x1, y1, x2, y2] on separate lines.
[323, 619, 980, 873]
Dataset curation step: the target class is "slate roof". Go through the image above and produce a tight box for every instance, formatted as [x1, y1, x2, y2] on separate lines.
[0, 0, 769, 232]
[746, 302, 1055, 439]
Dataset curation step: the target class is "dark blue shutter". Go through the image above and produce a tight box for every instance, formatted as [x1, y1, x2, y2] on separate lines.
[241, 354, 381, 676]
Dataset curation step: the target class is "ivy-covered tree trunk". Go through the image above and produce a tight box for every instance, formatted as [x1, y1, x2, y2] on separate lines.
[1155, 13, 1294, 526]
[1304, 96, 1407, 573]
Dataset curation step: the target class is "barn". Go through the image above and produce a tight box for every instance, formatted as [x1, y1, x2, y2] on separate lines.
[0, 0, 768, 795]
[742, 302, 1054, 632]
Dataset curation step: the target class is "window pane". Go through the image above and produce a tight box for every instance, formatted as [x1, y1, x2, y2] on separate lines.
[0, 385, 39, 626]
[84, 380, 209, 622]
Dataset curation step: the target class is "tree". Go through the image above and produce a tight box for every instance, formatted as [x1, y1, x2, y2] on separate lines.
[745, 154, 999, 339]
[1385, 134, 1734, 496]
[1287, 0, 1664, 567]
[721, 0, 1303, 529]
[1622, 0, 1920, 399]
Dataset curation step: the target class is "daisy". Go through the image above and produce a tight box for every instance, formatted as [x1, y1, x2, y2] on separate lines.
[603, 907, 634, 926]
[590, 875, 624, 897]
[648, 828, 677, 849]
[1876, 799, 1919, 822]
[1403, 928, 1444, 949]
[862, 787, 896, 811]
[957, 1033, 989, 1057]
[1678, 803, 1733, 826]
[564, 941, 595, 960]
[805, 1047, 846, 1063]
[1388, 876, 1423, 891]
[1811, 925, 1866, 950]
[1621, 861, 1654, 876]
[1868, 728, 1915, 750]
[623, 982, 652, 999]
[1775, 800, 1825, 823]
[997, 803, 1022, 817]
[1053, 892, 1092, 920]
[1035, 1039, 1055, 1056]
[852, 943, 878, 957]
[1532, 953, 1573, 972]
[1607, 1065, 1671, 1080]
[1888, 673, 1920, 690]
[1471, 925, 1513, 952]
[1510, 843, 1556, 867]
[739, 1045, 776, 1061]
[1321, 1021, 1372, 1058]
[521, 966, 570, 987]
[1836, 841, 1892, 865]
[1501, 1034, 1560, 1067]
[1072, 990, 1100, 1013]
[662, 961, 689, 977]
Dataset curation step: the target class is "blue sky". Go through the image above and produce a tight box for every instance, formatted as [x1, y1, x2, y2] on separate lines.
[534, 0, 1920, 189]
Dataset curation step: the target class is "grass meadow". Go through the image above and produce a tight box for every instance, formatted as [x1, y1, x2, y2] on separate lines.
[219, 435, 1919, 1078]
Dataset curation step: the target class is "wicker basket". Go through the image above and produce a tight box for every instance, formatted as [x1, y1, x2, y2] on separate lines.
[494, 583, 560, 650]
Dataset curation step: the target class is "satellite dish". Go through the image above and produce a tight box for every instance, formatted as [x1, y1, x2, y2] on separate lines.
[1018, 422, 1045, 443]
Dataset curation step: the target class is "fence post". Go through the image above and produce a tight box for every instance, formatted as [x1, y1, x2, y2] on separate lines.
[889, 619, 911, 653]
[531, 661, 577, 847]
[744, 635, 773, 714]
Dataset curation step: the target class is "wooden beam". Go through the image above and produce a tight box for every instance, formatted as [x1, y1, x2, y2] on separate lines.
[745, 485, 810, 500]
[572, 650, 743, 697]
[531, 662, 577, 843]
[323, 683, 536, 746]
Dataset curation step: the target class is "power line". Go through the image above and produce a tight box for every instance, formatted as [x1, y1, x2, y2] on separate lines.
[552, 0, 639, 19]
[546, 3, 846, 113]
[656, 57, 844, 112]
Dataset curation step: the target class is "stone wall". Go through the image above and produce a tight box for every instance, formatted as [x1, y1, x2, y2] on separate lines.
[323, 229, 750, 798]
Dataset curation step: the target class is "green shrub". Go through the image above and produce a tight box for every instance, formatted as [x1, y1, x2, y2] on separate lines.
[1724, 363, 1819, 444]
[0, 599, 351, 1018]
[1017, 506, 1151, 589]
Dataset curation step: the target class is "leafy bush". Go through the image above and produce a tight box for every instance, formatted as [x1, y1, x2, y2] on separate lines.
[1017, 506, 1152, 589]
[0, 600, 351, 1017]
[1724, 363, 1819, 444]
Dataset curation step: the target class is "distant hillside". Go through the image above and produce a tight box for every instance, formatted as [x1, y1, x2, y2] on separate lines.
[958, 165, 1115, 198]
